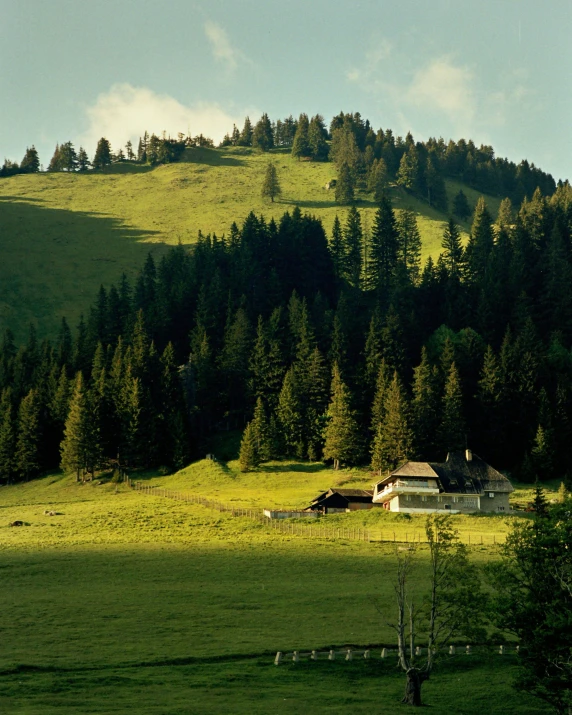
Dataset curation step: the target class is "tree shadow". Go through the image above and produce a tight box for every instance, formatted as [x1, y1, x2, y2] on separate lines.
[0, 196, 166, 341]
[178, 148, 245, 167]
[261, 461, 329, 474]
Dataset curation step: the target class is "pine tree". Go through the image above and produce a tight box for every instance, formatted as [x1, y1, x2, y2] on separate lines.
[238, 117, 253, 147]
[47, 144, 62, 172]
[371, 372, 413, 473]
[368, 193, 399, 292]
[396, 207, 422, 283]
[411, 348, 439, 460]
[77, 147, 90, 171]
[452, 190, 471, 221]
[465, 196, 494, 281]
[0, 391, 15, 483]
[342, 206, 362, 287]
[335, 162, 355, 205]
[396, 145, 421, 193]
[291, 113, 311, 160]
[252, 113, 274, 151]
[439, 363, 465, 454]
[239, 420, 260, 471]
[261, 162, 281, 202]
[276, 368, 304, 457]
[531, 425, 555, 481]
[92, 138, 112, 170]
[20, 146, 40, 173]
[60, 373, 90, 481]
[330, 215, 345, 282]
[251, 396, 272, 462]
[441, 218, 465, 279]
[308, 114, 329, 160]
[368, 158, 388, 202]
[323, 363, 361, 469]
[15, 389, 42, 481]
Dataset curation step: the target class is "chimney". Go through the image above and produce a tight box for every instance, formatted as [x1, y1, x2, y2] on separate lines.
[465, 449, 472, 462]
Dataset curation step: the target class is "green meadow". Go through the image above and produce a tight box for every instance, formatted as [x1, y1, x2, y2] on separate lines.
[0, 147, 500, 341]
[0, 461, 553, 714]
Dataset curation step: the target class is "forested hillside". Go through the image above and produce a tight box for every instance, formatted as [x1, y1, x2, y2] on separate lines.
[1, 174, 571, 484]
[0, 111, 558, 341]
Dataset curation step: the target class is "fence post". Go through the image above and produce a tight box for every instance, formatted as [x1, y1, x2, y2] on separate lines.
[328, 649, 335, 661]
[345, 649, 353, 661]
[274, 652, 283, 665]
[364, 649, 370, 659]
[466, 645, 471, 655]
[381, 648, 387, 658]
[311, 650, 317, 661]
[292, 651, 299, 663]
[499, 645, 504, 655]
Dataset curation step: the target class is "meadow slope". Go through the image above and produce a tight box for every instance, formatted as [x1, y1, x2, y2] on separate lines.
[0, 465, 552, 714]
[0, 148, 500, 340]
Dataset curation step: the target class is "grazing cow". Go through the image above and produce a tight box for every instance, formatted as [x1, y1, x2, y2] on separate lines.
[9, 520, 24, 527]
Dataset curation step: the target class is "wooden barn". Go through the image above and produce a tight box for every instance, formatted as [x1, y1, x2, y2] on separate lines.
[307, 488, 373, 514]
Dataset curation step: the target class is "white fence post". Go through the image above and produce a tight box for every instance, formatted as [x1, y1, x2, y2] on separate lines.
[274, 652, 282, 665]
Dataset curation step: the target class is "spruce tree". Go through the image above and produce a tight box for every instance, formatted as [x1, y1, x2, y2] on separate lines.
[367, 158, 388, 202]
[291, 114, 310, 160]
[465, 196, 494, 281]
[276, 368, 304, 457]
[323, 363, 361, 469]
[251, 397, 272, 462]
[441, 218, 465, 279]
[60, 373, 89, 481]
[252, 113, 274, 151]
[77, 147, 91, 171]
[411, 348, 439, 460]
[15, 389, 42, 481]
[238, 117, 253, 146]
[342, 206, 362, 287]
[239, 420, 260, 471]
[452, 190, 471, 221]
[330, 215, 345, 282]
[20, 146, 40, 173]
[308, 114, 329, 160]
[0, 391, 15, 483]
[92, 138, 112, 170]
[371, 372, 413, 473]
[335, 162, 355, 205]
[396, 207, 422, 283]
[261, 162, 281, 202]
[439, 363, 465, 454]
[368, 193, 399, 292]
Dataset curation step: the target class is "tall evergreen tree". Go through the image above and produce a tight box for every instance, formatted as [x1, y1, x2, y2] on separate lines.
[323, 363, 361, 469]
[452, 190, 471, 221]
[335, 162, 355, 205]
[396, 207, 422, 283]
[368, 193, 399, 292]
[252, 113, 274, 151]
[15, 388, 42, 481]
[441, 218, 465, 279]
[92, 138, 112, 170]
[411, 348, 439, 460]
[330, 215, 345, 283]
[291, 113, 310, 160]
[0, 391, 15, 483]
[439, 363, 465, 454]
[261, 162, 281, 202]
[465, 197, 494, 281]
[20, 146, 40, 173]
[371, 372, 413, 473]
[342, 206, 363, 287]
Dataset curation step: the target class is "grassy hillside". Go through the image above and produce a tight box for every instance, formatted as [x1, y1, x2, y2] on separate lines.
[0, 464, 553, 713]
[0, 148, 500, 341]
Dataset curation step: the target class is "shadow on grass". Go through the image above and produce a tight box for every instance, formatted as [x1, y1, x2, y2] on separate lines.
[179, 148, 245, 167]
[261, 462, 328, 474]
[0, 196, 165, 341]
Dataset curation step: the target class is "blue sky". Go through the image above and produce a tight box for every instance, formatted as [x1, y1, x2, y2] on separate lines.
[1, 0, 570, 181]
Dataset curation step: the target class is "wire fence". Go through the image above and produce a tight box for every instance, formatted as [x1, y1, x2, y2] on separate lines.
[127, 479, 505, 546]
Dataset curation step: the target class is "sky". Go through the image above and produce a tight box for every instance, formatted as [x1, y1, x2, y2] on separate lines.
[1, 0, 570, 181]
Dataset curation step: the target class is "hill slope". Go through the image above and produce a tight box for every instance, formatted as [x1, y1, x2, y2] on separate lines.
[0, 147, 500, 340]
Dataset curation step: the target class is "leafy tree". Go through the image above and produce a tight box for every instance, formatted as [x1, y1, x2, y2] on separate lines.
[261, 162, 281, 202]
[488, 497, 572, 714]
[20, 146, 40, 173]
[390, 515, 486, 706]
[323, 363, 361, 469]
[452, 189, 471, 221]
[335, 162, 355, 205]
[92, 138, 112, 170]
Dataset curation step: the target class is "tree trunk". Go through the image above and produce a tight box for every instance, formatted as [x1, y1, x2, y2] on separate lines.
[402, 668, 427, 706]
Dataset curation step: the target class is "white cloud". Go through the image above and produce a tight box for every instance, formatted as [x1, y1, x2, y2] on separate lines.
[79, 84, 245, 151]
[204, 21, 240, 73]
[404, 58, 476, 135]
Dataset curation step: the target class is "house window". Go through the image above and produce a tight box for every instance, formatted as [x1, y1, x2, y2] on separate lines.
[421, 496, 427, 502]
[498, 506, 505, 512]
[437, 496, 442, 503]
[406, 495, 411, 502]
[445, 504, 451, 510]
[453, 497, 458, 503]
[488, 492, 495, 498]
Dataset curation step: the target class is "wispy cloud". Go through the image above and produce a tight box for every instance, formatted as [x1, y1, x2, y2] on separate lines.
[347, 45, 532, 140]
[204, 20, 249, 74]
[79, 83, 245, 151]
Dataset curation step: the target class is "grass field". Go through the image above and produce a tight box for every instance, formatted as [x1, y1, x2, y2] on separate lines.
[0, 147, 501, 341]
[0, 462, 555, 713]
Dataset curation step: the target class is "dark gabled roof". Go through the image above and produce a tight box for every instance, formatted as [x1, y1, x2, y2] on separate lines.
[308, 488, 373, 509]
[378, 451, 513, 495]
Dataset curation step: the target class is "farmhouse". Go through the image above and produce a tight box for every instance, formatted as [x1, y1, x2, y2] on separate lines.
[372, 450, 513, 514]
[307, 488, 374, 514]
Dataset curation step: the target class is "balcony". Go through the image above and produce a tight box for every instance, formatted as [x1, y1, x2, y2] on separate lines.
[373, 479, 440, 503]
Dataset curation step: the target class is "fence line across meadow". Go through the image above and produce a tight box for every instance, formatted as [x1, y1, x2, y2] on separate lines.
[127, 479, 505, 547]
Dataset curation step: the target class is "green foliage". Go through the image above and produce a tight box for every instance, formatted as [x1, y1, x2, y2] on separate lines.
[371, 372, 413, 473]
[291, 113, 310, 160]
[261, 162, 281, 202]
[252, 113, 274, 152]
[92, 138, 112, 170]
[453, 189, 471, 220]
[15, 388, 41, 480]
[323, 363, 361, 469]
[335, 162, 355, 205]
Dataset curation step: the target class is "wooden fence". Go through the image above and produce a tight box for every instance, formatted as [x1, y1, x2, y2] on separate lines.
[128, 481, 505, 546]
[274, 643, 518, 664]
